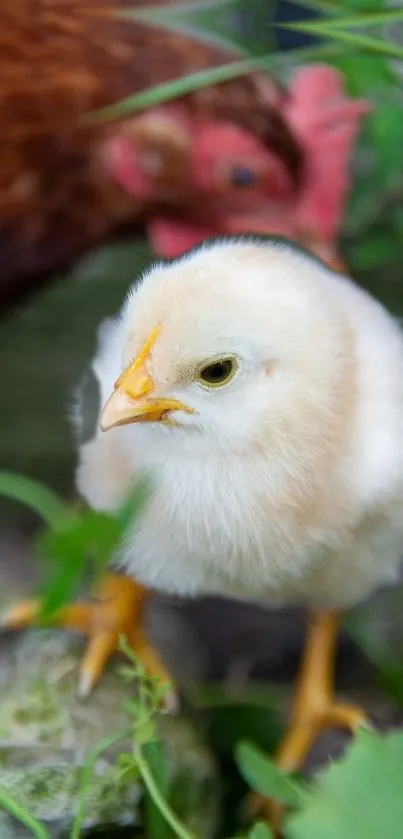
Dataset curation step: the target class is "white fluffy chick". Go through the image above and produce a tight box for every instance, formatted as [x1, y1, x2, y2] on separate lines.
[6, 235, 403, 786]
[73, 235, 403, 782]
[79, 236, 403, 609]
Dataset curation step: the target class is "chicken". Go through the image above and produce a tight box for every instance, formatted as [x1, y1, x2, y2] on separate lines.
[0, 0, 303, 311]
[5, 236, 403, 814]
[0, 0, 368, 312]
[106, 65, 369, 269]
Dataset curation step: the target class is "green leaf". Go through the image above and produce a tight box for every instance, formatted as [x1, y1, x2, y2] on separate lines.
[35, 511, 120, 619]
[248, 821, 274, 839]
[343, 165, 385, 232]
[235, 741, 304, 807]
[120, 0, 274, 57]
[0, 471, 76, 530]
[349, 230, 402, 270]
[285, 729, 403, 839]
[33, 476, 150, 621]
[370, 105, 403, 184]
[143, 741, 171, 839]
[115, 752, 140, 784]
[330, 52, 397, 94]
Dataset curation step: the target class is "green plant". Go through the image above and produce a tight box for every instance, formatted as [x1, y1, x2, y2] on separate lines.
[69, 644, 278, 839]
[0, 792, 50, 839]
[91, 0, 403, 122]
[4, 650, 403, 839]
[2, 471, 403, 839]
[0, 472, 274, 839]
[0, 470, 150, 620]
[236, 731, 403, 839]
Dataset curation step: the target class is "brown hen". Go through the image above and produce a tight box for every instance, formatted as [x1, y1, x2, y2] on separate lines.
[1, 0, 301, 311]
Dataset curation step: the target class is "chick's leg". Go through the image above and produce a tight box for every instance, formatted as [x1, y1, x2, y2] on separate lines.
[251, 611, 367, 823]
[276, 611, 366, 771]
[1, 574, 172, 699]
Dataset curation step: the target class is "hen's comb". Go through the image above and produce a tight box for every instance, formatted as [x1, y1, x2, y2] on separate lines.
[286, 65, 370, 239]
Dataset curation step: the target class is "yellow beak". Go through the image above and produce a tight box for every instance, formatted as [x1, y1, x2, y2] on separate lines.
[100, 325, 192, 432]
[100, 383, 191, 431]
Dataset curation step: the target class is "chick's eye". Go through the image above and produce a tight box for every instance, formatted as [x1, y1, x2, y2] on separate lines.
[197, 358, 236, 387]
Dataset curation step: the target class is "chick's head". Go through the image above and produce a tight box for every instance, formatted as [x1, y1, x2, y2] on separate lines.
[100, 238, 352, 457]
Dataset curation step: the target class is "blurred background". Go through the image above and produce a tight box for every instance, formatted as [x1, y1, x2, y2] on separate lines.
[0, 1, 403, 836]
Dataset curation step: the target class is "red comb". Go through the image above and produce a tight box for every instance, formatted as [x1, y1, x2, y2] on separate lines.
[286, 65, 370, 239]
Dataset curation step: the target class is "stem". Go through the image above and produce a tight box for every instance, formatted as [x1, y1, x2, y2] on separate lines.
[70, 728, 132, 839]
[0, 472, 77, 531]
[134, 742, 197, 839]
[0, 791, 50, 839]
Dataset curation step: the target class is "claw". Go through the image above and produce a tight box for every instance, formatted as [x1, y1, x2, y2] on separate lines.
[2, 574, 173, 701]
[1, 599, 40, 628]
[78, 630, 119, 697]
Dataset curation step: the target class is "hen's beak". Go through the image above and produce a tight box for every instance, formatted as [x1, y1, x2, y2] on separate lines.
[100, 326, 192, 432]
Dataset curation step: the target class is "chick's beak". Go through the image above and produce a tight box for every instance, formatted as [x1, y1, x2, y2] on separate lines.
[100, 362, 192, 432]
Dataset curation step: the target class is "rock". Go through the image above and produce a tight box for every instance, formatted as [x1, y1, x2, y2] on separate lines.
[0, 629, 220, 838]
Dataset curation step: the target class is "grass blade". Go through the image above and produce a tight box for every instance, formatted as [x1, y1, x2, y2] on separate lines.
[279, 22, 403, 58]
[235, 741, 303, 807]
[119, 0, 273, 57]
[87, 43, 343, 123]
[0, 471, 76, 530]
[296, 8, 403, 27]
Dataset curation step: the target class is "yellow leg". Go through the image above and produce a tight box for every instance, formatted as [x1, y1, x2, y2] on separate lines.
[249, 611, 367, 827]
[1, 574, 172, 700]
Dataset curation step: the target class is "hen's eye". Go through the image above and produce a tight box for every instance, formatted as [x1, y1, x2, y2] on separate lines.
[229, 166, 257, 188]
[197, 358, 236, 387]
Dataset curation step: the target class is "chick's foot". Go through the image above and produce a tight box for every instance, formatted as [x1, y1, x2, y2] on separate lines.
[1, 573, 173, 702]
[249, 611, 368, 829]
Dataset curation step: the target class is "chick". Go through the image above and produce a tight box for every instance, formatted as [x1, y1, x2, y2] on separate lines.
[78, 236, 403, 771]
[5, 237, 403, 791]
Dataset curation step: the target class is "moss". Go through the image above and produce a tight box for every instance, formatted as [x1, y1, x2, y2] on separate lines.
[13, 704, 58, 726]
[0, 767, 76, 818]
[0, 762, 141, 834]
[0, 630, 220, 838]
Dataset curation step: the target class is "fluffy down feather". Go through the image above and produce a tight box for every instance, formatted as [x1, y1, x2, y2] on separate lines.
[74, 237, 403, 611]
